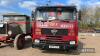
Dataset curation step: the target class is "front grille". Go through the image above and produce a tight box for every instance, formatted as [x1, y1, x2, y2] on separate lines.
[40, 36, 69, 45]
[41, 28, 68, 36]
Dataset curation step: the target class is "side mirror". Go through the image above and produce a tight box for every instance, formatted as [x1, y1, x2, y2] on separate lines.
[78, 10, 81, 21]
[31, 11, 35, 19]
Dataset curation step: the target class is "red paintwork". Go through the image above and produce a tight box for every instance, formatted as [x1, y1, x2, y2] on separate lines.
[0, 36, 7, 41]
[32, 20, 78, 46]
[36, 21, 74, 29]
[32, 6, 78, 48]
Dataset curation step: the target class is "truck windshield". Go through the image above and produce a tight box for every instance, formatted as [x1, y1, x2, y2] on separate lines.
[36, 11, 75, 20]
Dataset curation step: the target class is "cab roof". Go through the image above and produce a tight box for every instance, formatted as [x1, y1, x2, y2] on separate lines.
[36, 6, 77, 12]
[3, 13, 29, 17]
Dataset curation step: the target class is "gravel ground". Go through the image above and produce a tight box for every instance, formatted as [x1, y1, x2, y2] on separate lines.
[0, 36, 100, 56]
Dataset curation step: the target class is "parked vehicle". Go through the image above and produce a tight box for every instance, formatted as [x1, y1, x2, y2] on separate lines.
[32, 6, 79, 51]
[0, 13, 31, 50]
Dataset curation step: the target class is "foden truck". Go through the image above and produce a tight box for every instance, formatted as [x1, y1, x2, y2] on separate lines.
[32, 6, 78, 50]
[0, 13, 31, 50]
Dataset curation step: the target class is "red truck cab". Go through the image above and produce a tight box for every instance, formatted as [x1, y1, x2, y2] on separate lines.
[32, 6, 78, 50]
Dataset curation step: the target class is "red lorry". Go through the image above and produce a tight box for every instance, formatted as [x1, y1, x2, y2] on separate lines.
[32, 6, 78, 50]
[0, 13, 31, 50]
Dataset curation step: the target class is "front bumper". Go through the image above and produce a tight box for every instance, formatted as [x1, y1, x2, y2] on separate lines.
[39, 44, 77, 50]
[32, 41, 78, 50]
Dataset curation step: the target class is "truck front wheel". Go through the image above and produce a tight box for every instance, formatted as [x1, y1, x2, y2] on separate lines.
[14, 34, 25, 50]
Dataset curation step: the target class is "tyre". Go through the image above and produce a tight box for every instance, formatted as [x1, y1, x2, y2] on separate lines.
[14, 34, 25, 50]
[0, 43, 1, 46]
[32, 44, 35, 48]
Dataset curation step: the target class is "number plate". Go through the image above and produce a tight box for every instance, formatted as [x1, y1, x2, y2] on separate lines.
[49, 45, 59, 49]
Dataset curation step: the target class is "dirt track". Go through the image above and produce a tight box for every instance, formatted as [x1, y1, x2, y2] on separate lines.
[0, 36, 100, 56]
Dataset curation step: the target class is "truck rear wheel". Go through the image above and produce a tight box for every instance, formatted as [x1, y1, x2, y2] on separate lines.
[14, 34, 25, 50]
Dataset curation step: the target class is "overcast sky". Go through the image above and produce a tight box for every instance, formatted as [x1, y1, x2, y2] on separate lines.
[0, 0, 100, 17]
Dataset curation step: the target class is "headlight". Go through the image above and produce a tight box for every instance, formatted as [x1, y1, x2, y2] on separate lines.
[34, 39, 40, 44]
[8, 30, 12, 35]
[70, 41, 75, 45]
